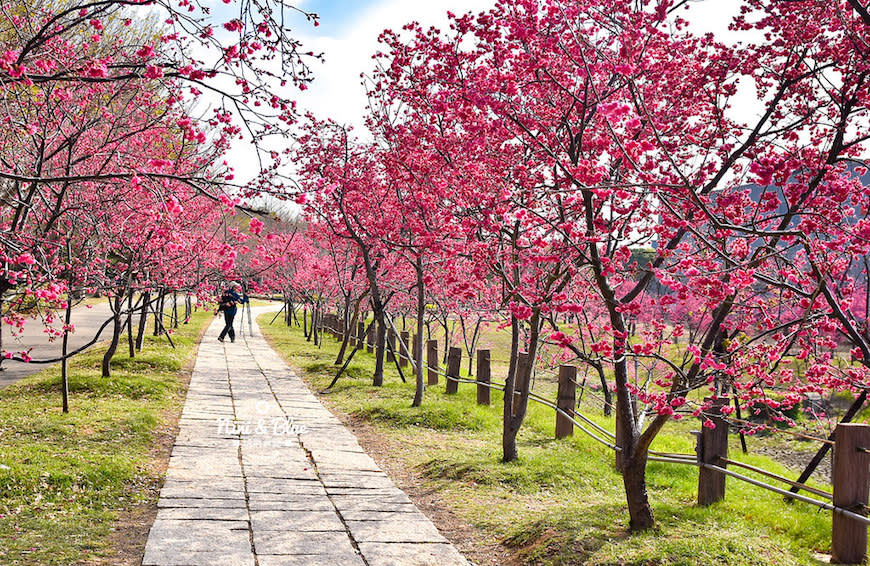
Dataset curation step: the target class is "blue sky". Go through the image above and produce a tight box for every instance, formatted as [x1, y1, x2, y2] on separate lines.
[292, 0, 372, 35]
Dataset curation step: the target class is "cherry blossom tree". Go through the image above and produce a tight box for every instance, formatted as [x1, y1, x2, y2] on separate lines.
[0, 0, 316, 367]
[368, 0, 870, 530]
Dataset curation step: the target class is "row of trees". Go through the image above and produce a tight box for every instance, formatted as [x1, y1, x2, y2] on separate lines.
[0, 0, 312, 385]
[6, 0, 870, 536]
[265, 0, 870, 531]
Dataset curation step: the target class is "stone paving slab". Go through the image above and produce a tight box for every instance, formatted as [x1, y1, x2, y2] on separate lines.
[358, 543, 470, 566]
[142, 550, 255, 566]
[258, 554, 365, 566]
[253, 530, 353, 555]
[142, 309, 469, 566]
[157, 497, 249, 509]
[249, 510, 347, 532]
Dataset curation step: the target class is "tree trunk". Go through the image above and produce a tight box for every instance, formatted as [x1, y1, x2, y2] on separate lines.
[412, 257, 425, 407]
[441, 317, 452, 364]
[153, 290, 162, 336]
[502, 314, 521, 462]
[135, 292, 149, 351]
[127, 293, 135, 358]
[503, 310, 542, 462]
[102, 295, 123, 378]
[358, 246, 387, 386]
[342, 293, 352, 335]
[61, 291, 72, 413]
[610, 310, 656, 529]
[597, 364, 612, 417]
[335, 295, 365, 365]
[0, 294, 5, 374]
[304, 305, 310, 339]
[372, 309, 386, 386]
[622, 450, 655, 531]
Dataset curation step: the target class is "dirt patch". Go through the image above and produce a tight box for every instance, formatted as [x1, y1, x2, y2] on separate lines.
[748, 438, 832, 484]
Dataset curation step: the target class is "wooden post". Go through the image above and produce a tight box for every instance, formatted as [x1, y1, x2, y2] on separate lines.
[446, 347, 461, 394]
[357, 322, 365, 350]
[412, 334, 420, 366]
[399, 331, 410, 368]
[476, 349, 490, 406]
[513, 352, 531, 417]
[366, 324, 375, 353]
[697, 397, 729, 505]
[427, 340, 439, 385]
[832, 423, 870, 564]
[386, 329, 396, 362]
[556, 365, 577, 439]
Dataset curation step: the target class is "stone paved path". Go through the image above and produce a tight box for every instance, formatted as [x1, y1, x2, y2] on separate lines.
[142, 308, 470, 566]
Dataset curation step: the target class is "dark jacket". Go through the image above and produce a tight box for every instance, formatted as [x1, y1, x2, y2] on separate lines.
[218, 289, 247, 315]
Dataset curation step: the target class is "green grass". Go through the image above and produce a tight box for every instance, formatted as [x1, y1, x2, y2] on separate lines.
[0, 310, 212, 565]
[261, 316, 836, 566]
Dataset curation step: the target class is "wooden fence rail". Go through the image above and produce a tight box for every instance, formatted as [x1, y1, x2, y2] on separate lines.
[317, 316, 870, 563]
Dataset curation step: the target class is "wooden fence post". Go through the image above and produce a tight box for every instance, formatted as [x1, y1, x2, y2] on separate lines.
[386, 329, 396, 362]
[446, 347, 461, 394]
[513, 352, 531, 417]
[832, 423, 870, 564]
[476, 349, 491, 406]
[697, 397, 729, 505]
[412, 334, 420, 367]
[357, 322, 365, 350]
[427, 340, 439, 385]
[399, 331, 410, 368]
[366, 324, 375, 353]
[556, 365, 577, 439]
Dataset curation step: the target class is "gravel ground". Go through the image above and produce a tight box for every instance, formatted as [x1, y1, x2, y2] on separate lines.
[739, 436, 832, 484]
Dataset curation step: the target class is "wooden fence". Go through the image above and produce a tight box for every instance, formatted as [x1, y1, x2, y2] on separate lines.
[316, 314, 870, 563]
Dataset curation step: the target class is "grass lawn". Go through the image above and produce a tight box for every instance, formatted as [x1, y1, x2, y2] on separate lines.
[0, 309, 213, 565]
[260, 316, 835, 566]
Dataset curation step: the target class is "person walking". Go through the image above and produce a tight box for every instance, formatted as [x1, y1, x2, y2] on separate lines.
[217, 282, 248, 343]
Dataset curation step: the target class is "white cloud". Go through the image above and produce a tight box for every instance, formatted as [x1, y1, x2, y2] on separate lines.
[293, 0, 496, 130]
